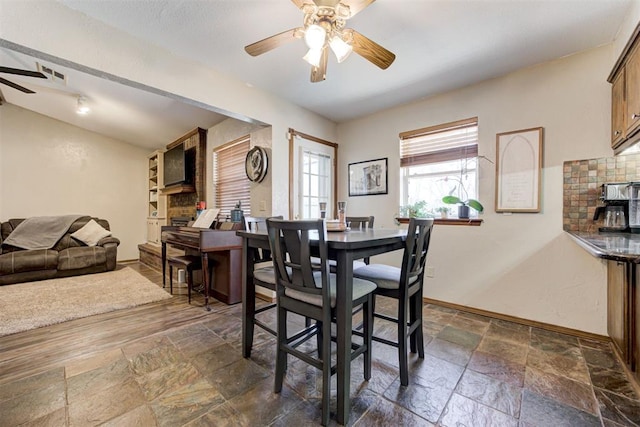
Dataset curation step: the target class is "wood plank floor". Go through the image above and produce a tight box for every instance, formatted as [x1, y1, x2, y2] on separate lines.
[0, 263, 222, 386]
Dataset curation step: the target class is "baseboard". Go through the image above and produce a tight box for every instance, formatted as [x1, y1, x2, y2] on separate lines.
[423, 297, 610, 343]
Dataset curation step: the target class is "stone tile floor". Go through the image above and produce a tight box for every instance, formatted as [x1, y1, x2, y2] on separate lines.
[1, 263, 640, 426]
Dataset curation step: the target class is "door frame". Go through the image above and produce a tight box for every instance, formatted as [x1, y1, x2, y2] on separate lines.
[288, 128, 338, 220]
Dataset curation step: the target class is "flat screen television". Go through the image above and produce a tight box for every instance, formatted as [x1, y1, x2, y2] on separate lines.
[163, 143, 186, 186]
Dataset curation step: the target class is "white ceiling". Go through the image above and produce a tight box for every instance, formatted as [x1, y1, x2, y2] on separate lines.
[0, 47, 230, 149]
[0, 0, 634, 150]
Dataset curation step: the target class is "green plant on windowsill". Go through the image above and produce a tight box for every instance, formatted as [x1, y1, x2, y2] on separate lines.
[434, 206, 450, 218]
[441, 195, 484, 219]
[394, 200, 433, 225]
[399, 200, 430, 218]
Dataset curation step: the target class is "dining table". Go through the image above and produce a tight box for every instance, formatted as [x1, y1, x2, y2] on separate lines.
[236, 226, 408, 425]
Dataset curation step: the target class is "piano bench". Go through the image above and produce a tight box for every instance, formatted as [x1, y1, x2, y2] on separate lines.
[168, 255, 202, 304]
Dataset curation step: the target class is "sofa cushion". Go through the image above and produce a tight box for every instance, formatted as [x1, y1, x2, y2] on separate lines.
[58, 247, 107, 271]
[0, 249, 59, 274]
[1, 219, 26, 253]
[70, 219, 111, 246]
[52, 216, 110, 251]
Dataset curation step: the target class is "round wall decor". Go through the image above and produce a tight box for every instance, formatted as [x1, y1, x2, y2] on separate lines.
[245, 146, 268, 183]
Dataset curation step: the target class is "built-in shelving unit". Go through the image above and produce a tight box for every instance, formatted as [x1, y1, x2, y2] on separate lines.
[147, 150, 167, 245]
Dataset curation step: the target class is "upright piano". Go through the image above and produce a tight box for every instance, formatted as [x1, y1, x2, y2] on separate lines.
[161, 224, 244, 308]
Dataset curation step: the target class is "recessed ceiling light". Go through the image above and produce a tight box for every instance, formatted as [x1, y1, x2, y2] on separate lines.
[76, 96, 90, 115]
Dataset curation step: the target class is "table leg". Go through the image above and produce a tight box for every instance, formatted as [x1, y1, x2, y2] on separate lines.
[336, 250, 354, 425]
[201, 253, 211, 311]
[242, 238, 256, 358]
[162, 242, 167, 287]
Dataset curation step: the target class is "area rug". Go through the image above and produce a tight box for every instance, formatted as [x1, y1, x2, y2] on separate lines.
[0, 267, 172, 337]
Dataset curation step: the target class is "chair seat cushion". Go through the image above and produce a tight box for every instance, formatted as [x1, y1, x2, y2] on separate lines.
[353, 264, 419, 289]
[253, 266, 276, 285]
[285, 273, 376, 308]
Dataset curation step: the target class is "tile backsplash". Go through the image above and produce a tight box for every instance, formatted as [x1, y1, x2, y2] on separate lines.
[563, 153, 640, 232]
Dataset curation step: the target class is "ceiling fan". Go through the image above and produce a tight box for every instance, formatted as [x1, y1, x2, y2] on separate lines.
[0, 66, 47, 94]
[244, 0, 395, 82]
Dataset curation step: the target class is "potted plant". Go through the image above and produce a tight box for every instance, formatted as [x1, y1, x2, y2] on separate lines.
[442, 195, 484, 219]
[398, 200, 430, 218]
[434, 206, 450, 219]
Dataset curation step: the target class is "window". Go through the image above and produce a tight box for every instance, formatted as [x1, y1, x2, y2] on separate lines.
[399, 117, 479, 218]
[300, 150, 332, 219]
[213, 136, 250, 219]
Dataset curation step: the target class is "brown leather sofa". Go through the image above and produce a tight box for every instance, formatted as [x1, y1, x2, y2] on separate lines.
[0, 216, 120, 286]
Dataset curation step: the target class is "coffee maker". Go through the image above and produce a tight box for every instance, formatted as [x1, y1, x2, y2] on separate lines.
[594, 183, 629, 232]
[628, 182, 640, 233]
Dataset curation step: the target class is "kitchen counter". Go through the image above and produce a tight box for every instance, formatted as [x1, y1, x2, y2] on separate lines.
[567, 231, 640, 263]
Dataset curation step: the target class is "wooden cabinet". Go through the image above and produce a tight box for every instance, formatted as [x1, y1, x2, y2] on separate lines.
[147, 150, 167, 245]
[608, 260, 640, 382]
[635, 268, 640, 381]
[609, 23, 640, 152]
[608, 260, 630, 363]
[611, 70, 626, 147]
[146, 218, 167, 245]
[626, 44, 640, 139]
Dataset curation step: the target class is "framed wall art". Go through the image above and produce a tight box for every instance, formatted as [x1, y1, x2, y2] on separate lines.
[348, 157, 388, 196]
[495, 127, 543, 212]
[245, 146, 269, 183]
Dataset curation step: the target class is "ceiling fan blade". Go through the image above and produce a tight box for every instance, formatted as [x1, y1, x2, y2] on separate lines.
[0, 77, 36, 94]
[310, 48, 329, 83]
[348, 29, 395, 70]
[245, 28, 303, 57]
[0, 66, 46, 79]
[340, 0, 375, 18]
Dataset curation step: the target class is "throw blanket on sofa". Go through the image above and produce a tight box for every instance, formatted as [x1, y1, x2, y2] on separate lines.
[2, 215, 83, 250]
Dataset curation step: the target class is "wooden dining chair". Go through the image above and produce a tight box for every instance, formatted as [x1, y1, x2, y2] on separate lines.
[353, 217, 434, 386]
[346, 215, 375, 230]
[266, 218, 377, 426]
[243, 216, 280, 340]
[346, 215, 375, 264]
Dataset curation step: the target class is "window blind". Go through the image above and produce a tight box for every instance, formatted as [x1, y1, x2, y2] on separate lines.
[213, 136, 251, 219]
[399, 117, 478, 167]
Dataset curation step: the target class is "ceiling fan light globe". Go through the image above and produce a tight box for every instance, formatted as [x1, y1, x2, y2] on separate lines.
[304, 24, 326, 50]
[303, 48, 323, 67]
[329, 36, 353, 63]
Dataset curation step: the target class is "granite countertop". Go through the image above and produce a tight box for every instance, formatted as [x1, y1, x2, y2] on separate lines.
[567, 231, 640, 263]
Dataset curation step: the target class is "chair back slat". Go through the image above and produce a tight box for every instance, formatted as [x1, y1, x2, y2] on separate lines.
[267, 219, 329, 300]
[346, 216, 374, 230]
[401, 218, 434, 285]
[245, 216, 281, 263]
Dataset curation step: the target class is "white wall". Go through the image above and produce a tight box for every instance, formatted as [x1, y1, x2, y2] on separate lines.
[613, 2, 640, 61]
[2, 1, 634, 334]
[205, 119, 273, 216]
[338, 46, 615, 335]
[0, 104, 148, 260]
[0, 1, 337, 218]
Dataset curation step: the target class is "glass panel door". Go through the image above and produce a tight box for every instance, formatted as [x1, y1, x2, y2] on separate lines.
[292, 136, 335, 219]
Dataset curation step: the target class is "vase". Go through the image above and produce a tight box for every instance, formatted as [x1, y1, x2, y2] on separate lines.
[458, 205, 470, 219]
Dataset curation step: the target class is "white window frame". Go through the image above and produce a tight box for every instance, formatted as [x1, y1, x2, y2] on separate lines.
[399, 117, 479, 219]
